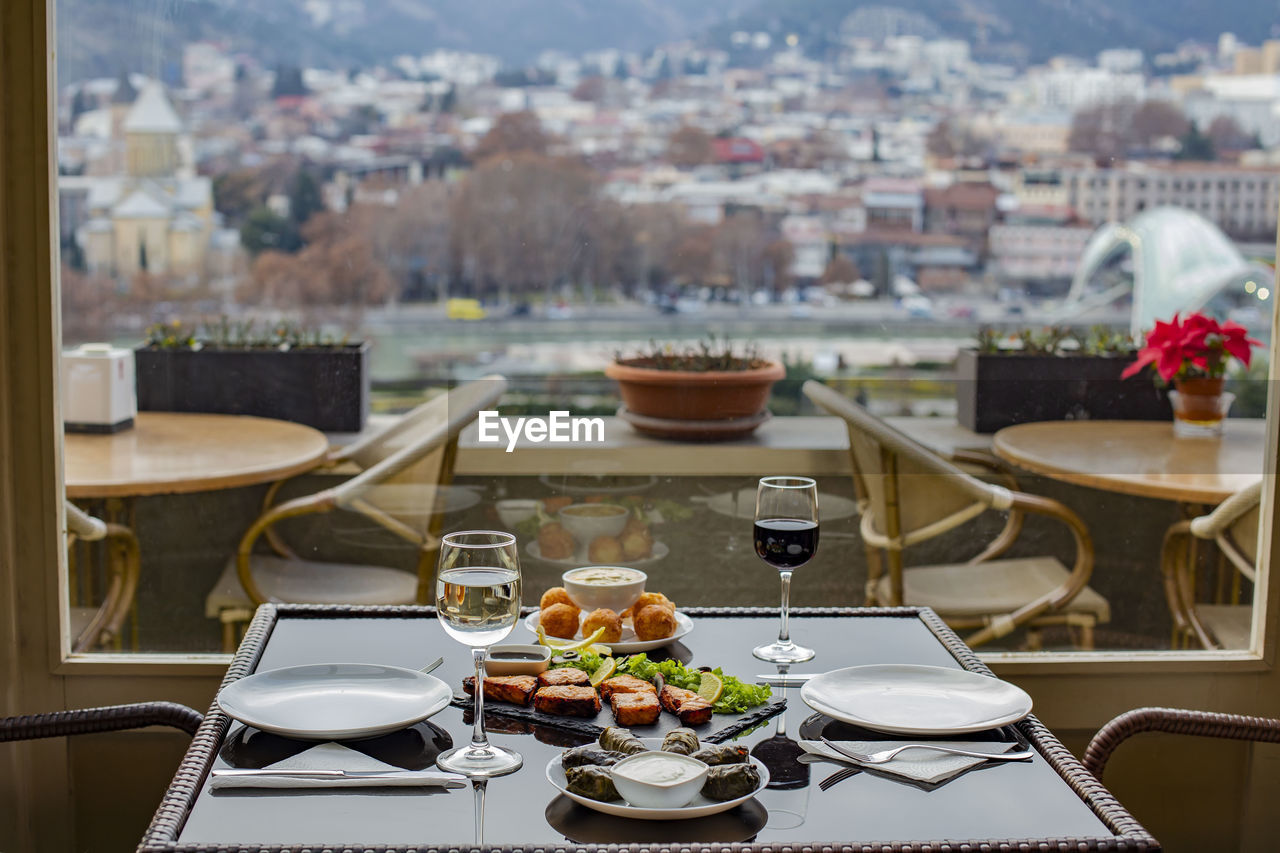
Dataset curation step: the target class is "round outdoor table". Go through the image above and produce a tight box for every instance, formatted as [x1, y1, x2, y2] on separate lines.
[65, 412, 330, 499]
[992, 419, 1265, 505]
[63, 413, 331, 650]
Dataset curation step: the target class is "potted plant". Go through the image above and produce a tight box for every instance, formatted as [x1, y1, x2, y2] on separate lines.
[135, 318, 369, 432]
[955, 326, 1172, 433]
[605, 338, 785, 440]
[1122, 312, 1261, 437]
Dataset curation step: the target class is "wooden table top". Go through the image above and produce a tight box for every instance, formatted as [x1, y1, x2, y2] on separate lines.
[64, 412, 330, 498]
[993, 419, 1267, 504]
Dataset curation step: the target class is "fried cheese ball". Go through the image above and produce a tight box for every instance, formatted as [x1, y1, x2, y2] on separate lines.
[540, 602, 582, 639]
[623, 592, 673, 621]
[633, 604, 678, 641]
[540, 586, 577, 610]
[581, 608, 624, 644]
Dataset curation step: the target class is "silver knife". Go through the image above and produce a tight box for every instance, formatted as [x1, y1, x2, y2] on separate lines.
[211, 768, 466, 787]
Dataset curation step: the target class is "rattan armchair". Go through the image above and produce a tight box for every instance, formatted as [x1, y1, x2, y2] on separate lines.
[205, 376, 506, 649]
[1161, 481, 1260, 650]
[804, 381, 1109, 649]
[1, 701, 203, 742]
[66, 501, 141, 653]
[1084, 706, 1280, 780]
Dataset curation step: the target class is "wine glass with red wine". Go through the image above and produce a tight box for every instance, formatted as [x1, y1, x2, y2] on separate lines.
[752, 476, 818, 663]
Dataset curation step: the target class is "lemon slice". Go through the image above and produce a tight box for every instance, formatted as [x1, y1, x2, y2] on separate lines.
[589, 656, 618, 687]
[537, 625, 607, 652]
[697, 671, 724, 704]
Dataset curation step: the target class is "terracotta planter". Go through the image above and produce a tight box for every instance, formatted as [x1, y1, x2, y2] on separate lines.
[605, 359, 785, 439]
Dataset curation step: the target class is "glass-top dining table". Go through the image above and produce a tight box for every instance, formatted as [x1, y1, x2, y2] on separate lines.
[139, 604, 1157, 852]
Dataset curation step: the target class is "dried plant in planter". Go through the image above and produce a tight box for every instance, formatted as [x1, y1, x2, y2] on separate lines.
[606, 336, 784, 439]
[613, 336, 770, 372]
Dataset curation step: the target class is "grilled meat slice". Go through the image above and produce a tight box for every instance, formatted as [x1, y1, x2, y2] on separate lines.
[538, 668, 591, 688]
[462, 675, 538, 706]
[598, 674, 657, 702]
[659, 684, 714, 726]
[610, 691, 661, 726]
[533, 685, 602, 717]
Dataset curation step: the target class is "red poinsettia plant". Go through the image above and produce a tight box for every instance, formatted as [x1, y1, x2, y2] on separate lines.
[1121, 311, 1261, 383]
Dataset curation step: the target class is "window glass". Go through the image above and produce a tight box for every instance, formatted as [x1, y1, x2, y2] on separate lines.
[56, 1, 1274, 657]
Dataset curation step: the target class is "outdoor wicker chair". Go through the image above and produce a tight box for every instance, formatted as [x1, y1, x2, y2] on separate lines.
[66, 501, 141, 653]
[1160, 480, 1261, 650]
[1083, 706, 1280, 780]
[803, 380, 1109, 649]
[1, 701, 203, 742]
[205, 376, 507, 649]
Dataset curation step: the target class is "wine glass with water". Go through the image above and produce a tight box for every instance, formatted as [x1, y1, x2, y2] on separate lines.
[434, 530, 523, 776]
[752, 476, 818, 663]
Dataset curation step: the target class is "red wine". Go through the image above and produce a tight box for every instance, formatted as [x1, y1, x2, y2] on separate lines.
[754, 519, 819, 570]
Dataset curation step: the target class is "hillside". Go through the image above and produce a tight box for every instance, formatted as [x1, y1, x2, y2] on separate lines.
[56, 0, 756, 82]
[716, 0, 1280, 65]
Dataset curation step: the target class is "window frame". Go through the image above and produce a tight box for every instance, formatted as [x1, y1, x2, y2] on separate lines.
[6, 0, 1280, 713]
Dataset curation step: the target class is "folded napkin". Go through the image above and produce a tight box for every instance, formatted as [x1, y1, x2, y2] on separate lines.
[210, 742, 466, 790]
[799, 739, 1018, 785]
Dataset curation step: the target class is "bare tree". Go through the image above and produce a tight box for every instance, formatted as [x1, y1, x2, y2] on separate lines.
[1129, 100, 1189, 148]
[820, 254, 859, 285]
[1207, 115, 1255, 153]
[713, 213, 769, 301]
[927, 117, 987, 160]
[763, 239, 795, 294]
[667, 125, 715, 168]
[1068, 100, 1137, 163]
[668, 225, 715, 285]
[1069, 99, 1190, 162]
[452, 153, 597, 303]
[472, 111, 551, 163]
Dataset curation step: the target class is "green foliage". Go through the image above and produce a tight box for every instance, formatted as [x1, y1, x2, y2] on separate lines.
[271, 64, 308, 98]
[143, 316, 350, 350]
[1176, 121, 1216, 161]
[972, 326, 1136, 357]
[617, 654, 772, 714]
[769, 353, 821, 416]
[615, 335, 767, 372]
[288, 169, 325, 228]
[240, 206, 301, 256]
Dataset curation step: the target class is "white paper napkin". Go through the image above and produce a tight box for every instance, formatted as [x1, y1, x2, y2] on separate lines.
[210, 742, 466, 790]
[799, 740, 1018, 785]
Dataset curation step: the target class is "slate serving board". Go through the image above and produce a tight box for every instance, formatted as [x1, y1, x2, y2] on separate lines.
[450, 692, 786, 745]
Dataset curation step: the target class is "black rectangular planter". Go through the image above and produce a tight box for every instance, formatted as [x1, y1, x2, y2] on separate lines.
[135, 343, 369, 432]
[955, 349, 1171, 433]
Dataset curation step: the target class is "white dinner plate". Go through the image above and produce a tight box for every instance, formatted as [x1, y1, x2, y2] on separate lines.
[696, 488, 860, 521]
[524, 609, 694, 654]
[526, 539, 669, 567]
[800, 664, 1033, 736]
[546, 738, 769, 820]
[217, 663, 454, 741]
[539, 474, 660, 495]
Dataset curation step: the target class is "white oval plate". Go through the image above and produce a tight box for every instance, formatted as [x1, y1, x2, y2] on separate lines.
[217, 663, 454, 741]
[526, 539, 669, 567]
[698, 488, 859, 521]
[524, 609, 693, 654]
[546, 738, 769, 820]
[800, 664, 1032, 736]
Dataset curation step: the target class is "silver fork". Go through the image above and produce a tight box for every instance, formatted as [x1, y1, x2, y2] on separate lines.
[820, 736, 1034, 765]
[818, 766, 860, 791]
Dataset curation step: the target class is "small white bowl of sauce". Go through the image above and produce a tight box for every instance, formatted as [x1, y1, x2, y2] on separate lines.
[610, 751, 709, 809]
[562, 566, 647, 613]
[484, 644, 551, 676]
[557, 502, 630, 544]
